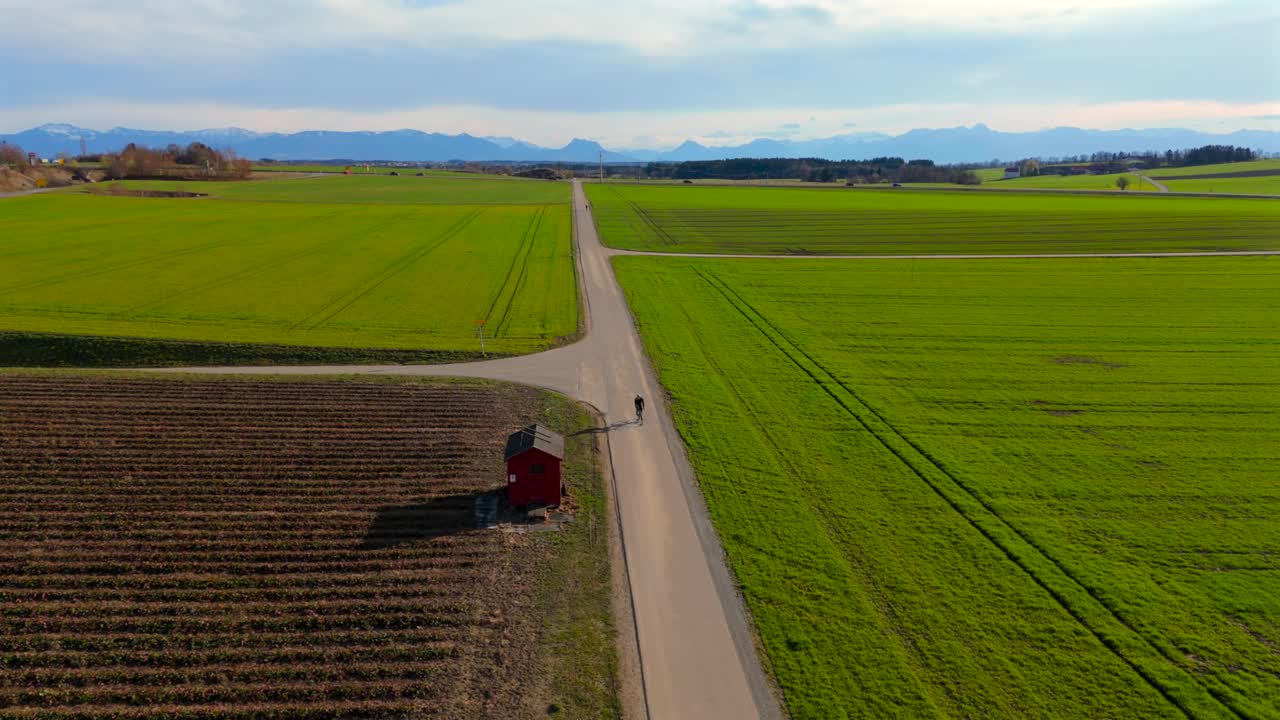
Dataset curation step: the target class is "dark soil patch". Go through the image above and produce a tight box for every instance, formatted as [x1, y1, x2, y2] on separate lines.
[0, 375, 617, 719]
[1052, 355, 1126, 370]
[87, 187, 208, 198]
[513, 168, 563, 181]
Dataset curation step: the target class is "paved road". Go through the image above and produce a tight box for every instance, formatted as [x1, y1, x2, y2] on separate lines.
[1137, 174, 1170, 193]
[159, 181, 782, 720]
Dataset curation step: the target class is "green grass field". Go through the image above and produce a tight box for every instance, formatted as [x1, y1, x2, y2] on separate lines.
[104, 173, 570, 205]
[987, 171, 1151, 191]
[1, 176, 576, 364]
[1146, 159, 1280, 178]
[614, 255, 1280, 720]
[1142, 159, 1280, 195]
[587, 183, 1280, 254]
[1163, 176, 1280, 195]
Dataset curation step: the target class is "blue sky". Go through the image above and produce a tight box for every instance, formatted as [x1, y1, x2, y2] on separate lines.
[1, 0, 1276, 147]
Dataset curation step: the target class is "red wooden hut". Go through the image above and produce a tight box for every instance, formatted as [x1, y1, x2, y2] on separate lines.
[504, 425, 564, 507]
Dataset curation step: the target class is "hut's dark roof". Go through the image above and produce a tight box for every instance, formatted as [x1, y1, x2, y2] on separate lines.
[504, 424, 565, 461]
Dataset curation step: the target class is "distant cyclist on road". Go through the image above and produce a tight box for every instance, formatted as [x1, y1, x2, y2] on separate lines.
[634, 394, 645, 424]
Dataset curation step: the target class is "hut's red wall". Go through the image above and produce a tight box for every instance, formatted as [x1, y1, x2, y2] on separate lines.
[505, 448, 562, 506]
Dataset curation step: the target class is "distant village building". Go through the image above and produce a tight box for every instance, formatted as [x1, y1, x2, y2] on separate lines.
[1003, 167, 1021, 179]
[504, 425, 564, 507]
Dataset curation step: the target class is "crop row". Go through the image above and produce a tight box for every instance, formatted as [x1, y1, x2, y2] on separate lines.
[0, 376, 495, 396]
[0, 640, 457, 669]
[0, 612, 465, 639]
[1, 597, 470, 619]
[0, 678, 440, 707]
[3, 659, 457, 689]
[0, 627, 462, 654]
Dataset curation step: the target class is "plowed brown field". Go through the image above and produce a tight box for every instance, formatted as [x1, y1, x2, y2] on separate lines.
[0, 375, 601, 719]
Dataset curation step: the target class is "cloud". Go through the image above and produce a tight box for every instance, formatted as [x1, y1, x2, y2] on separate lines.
[6, 8, 1275, 117]
[0, 0, 1274, 134]
[0, 0, 1212, 60]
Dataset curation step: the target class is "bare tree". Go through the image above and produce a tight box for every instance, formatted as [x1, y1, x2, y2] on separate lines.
[0, 142, 27, 167]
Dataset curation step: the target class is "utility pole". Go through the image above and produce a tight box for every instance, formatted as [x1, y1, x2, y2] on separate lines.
[599, 150, 604, 183]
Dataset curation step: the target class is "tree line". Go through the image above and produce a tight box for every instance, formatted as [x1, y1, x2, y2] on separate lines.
[106, 143, 252, 180]
[1, 140, 253, 180]
[643, 157, 981, 185]
[0, 142, 30, 167]
[1002, 145, 1260, 176]
[639, 144, 1261, 184]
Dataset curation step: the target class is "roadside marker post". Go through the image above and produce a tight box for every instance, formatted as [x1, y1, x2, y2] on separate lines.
[474, 319, 487, 357]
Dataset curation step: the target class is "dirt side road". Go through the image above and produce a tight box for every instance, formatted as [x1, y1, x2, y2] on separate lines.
[156, 181, 783, 720]
[1137, 174, 1169, 192]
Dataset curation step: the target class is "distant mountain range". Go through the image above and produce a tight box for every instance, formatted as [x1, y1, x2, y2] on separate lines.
[4, 123, 1277, 165]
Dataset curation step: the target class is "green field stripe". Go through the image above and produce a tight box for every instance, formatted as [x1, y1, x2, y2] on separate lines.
[491, 208, 545, 338]
[0, 218, 160, 262]
[292, 210, 485, 331]
[121, 208, 354, 315]
[665, 294, 950, 716]
[480, 206, 542, 334]
[694, 268, 1242, 720]
[0, 236, 239, 298]
[610, 186, 677, 246]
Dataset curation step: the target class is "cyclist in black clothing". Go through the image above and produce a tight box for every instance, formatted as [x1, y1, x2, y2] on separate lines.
[634, 395, 645, 424]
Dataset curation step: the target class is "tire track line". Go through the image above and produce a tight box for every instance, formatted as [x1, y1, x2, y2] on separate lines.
[695, 267, 1242, 720]
[291, 210, 484, 331]
[669, 291, 950, 717]
[491, 208, 545, 337]
[607, 186, 678, 247]
[123, 210, 355, 315]
[0, 237, 238, 298]
[480, 207, 542, 337]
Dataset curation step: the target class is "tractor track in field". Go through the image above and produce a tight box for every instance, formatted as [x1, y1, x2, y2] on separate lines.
[122, 208, 354, 315]
[605, 186, 680, 246]
[485, 207, 545, 338]
[291, 209, 484, 331]
[694, 266, 1245, 720]
[0, 236, 238, 298]
[668, 289, 956, 714]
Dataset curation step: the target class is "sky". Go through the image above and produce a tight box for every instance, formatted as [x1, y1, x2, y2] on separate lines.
[0, 0, 1276, 148]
